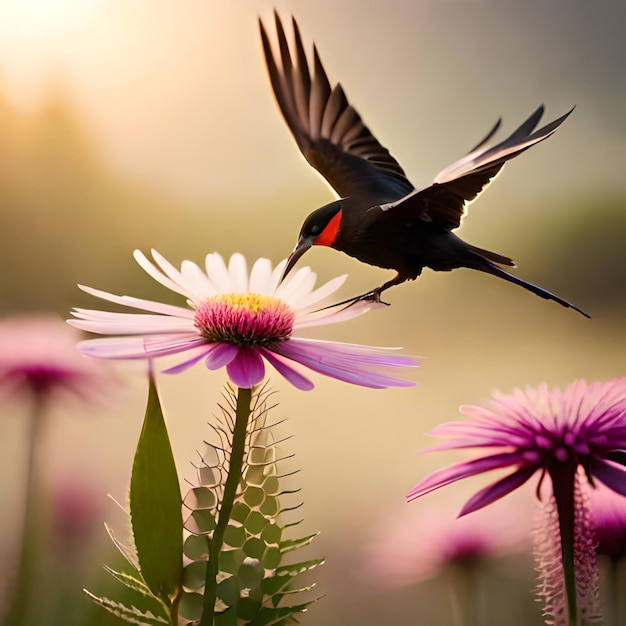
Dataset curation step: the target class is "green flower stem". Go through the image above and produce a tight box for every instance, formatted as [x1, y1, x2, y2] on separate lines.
[5, 397, 46, 626]
[605, 557, 621, 626]
[200, 386, 252, 626]
[448, 562, 482, 626]
[550, 467, 578, 626]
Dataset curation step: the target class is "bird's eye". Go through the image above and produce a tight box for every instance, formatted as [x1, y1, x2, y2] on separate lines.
[310, 225, 320, 235]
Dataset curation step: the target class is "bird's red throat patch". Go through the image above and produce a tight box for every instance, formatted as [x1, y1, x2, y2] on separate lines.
[314, 209, 342, 247]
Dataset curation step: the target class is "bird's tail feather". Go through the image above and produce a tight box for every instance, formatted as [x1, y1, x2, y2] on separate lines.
[466, 244, 515, 267]
[477, 260, 590, 318]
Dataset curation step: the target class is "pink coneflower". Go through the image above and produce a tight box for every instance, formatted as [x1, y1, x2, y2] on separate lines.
[0, 314, 113, 404]
[364, 498, 527, 587]
[50, 475, 105, 561]
[0, 315, 116, 626]
[408, 378, 626, 626]
[68, 250, 417, 390]
[364, 498, 529, 625]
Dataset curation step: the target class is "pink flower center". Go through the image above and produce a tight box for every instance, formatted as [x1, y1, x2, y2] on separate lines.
[194, 293, 295, 347]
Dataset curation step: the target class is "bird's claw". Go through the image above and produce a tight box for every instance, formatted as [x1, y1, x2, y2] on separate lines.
[312, 289, 390, 313]
[355, 290, 390, 306]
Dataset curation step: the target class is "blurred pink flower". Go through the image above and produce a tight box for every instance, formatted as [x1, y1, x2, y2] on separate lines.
[364, 498, 528, 587]
[589, 484, 626, 560]
[50, 475, 105, 559]
[69, 250, 418, 390]
[0, 314, 115, 405]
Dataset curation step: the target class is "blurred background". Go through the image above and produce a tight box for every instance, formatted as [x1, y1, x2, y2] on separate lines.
[0, 1, 624, 624]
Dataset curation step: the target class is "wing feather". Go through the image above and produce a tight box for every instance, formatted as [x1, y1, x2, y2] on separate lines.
[260, 12, 413, 201]
[383, 106, 573, 230]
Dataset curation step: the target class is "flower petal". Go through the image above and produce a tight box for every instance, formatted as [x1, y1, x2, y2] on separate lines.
[204, 343, 239, 370]
[70, 310, 194, 335]
[294, 297, 383, 328]
[275, 266, 317, 305]
[459, 465, 537, 516]
[249, 257, 274, 294]
[587, 458, 626, 496]
[226, 348, 265, 388]
[161, 345, 213, 374]
[258, 347, 314, 391]
[228, 253, 249, 293]
[180, 260, 218, 299]
[407, 452, 524, 502]
[204, 253, 231, 292]
[75, 286, 194, 319]
[76, 334, 206, 359]
[274, 338, 417, 388]
[292, 274, 347, 312]
[133, 250, 194, 299]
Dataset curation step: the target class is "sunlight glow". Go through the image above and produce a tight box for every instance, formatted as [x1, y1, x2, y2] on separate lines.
[0, 0, 103, 110]
[0, 0, 102, 40]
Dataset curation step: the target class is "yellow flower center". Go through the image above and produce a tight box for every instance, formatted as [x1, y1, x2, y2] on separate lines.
[194, 293, 295, 347]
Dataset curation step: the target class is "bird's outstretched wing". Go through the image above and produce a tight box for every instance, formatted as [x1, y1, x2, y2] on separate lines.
[383, 105, 574, 230]
[259, 12, 414, 201]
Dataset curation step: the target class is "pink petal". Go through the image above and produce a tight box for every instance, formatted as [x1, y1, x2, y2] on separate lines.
[407, 452, 523, 502]
[162, 345, 213, 374]
[76, 334, 205, 359]
[459, 465, 537, 516]
[204, 343, 239, 370]
[258, 347, 314, 391]
[587, 458, 626, 496]
[76, 285, 194, 318]
[274, 339, 416, 389]
[70, 311, 194, 335]
[226, 348, 265, 389]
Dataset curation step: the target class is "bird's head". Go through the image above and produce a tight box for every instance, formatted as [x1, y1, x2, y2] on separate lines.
[281, 200, 344, 279]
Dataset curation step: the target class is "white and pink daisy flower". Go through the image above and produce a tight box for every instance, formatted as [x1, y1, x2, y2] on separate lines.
[68, 250, 418, 391]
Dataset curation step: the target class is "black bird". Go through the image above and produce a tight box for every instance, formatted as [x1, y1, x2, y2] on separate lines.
[259, 13, 588, 317]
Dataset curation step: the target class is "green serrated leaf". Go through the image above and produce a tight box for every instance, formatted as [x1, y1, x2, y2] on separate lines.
[182, 560, 208, 593]
[219, 548, 246, 575]
[237, 557, 264, 589]
[237, 596, 262, 620]
[279, 533, 318, 554]
[244, 510, 269, 535]
[216, 575, 239, 606]
[178, 591, 204, 621]
[105, 523, 140, 571]
[243, 537, 266, 560]
[103, 566, 157, 600]
[260, 574, 292, 597]
[83, 589, 170, 625]
[275, 559, 324, 578]
[252, 601, 314, 625]
[183, 533, 209, 561]
[129, 374, 183, 606]
[178, 385, 323, 625]
[263, 546, 282, 569]
[260, 523, 282, 546]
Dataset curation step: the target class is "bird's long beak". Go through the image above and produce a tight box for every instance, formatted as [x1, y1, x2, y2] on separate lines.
[280, 236, 314, 282]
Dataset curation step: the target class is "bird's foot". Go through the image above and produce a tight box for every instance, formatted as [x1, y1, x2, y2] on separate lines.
[312, 289, 390, 313]
[354, 289, 390, 306]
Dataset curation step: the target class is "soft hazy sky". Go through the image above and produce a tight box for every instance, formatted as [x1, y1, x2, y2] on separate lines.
[0, 0, 623, 206]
